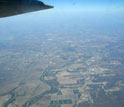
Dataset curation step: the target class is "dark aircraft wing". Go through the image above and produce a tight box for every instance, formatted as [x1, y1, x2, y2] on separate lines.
[0, 0, 53, 18]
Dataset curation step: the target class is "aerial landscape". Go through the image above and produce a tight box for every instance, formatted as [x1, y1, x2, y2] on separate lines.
[0, 0, 124, 107]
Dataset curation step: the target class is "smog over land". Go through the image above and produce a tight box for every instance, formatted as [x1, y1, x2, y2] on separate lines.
[0, 0, 124, 107]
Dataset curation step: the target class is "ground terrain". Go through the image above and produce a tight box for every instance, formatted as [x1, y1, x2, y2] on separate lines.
[0, 11, 124, 107]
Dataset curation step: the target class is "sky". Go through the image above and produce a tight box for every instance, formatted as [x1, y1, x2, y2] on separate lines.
[42, 0, 124, 11]
[42, 0, 124, 5]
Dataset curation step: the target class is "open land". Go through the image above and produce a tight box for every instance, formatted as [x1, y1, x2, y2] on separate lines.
[0, 14, 124, 107]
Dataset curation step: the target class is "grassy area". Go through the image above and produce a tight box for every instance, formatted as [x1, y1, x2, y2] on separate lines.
[2, 88, 17, 107]
[73, 90, 79, 94]
[49, 99, 72, 106]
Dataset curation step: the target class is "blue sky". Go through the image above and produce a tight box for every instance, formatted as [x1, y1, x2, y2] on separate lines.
[42, 0, 124, 10]
[42, 0, 124, 4]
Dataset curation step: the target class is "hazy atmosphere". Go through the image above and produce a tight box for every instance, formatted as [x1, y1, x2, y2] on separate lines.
[0, 0, 124, 107]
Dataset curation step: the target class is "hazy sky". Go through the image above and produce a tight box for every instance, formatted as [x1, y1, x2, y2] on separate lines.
[42, 0, 124, 4]
[42, 0, 124, 11]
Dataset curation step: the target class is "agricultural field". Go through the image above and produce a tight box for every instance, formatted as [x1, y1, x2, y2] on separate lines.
[0, 7, 124, 107]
